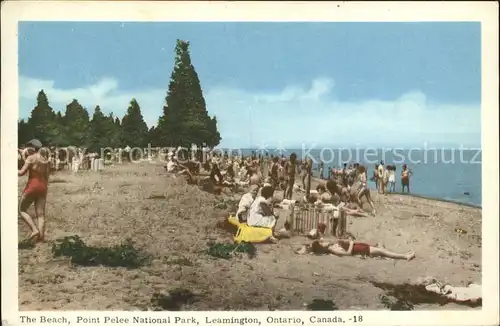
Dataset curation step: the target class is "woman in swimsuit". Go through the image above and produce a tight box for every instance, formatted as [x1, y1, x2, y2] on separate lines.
[310, 239, 416, 260]
[18, 140, 50, 242]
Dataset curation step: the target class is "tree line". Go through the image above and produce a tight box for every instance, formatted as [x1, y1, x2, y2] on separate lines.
[18, 39, 221, 151]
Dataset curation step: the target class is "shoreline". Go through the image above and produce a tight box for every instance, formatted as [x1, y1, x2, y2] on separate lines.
[310, 177, 481, 209]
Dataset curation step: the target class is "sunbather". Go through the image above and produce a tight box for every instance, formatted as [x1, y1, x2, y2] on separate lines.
[304, 239, 415, 260]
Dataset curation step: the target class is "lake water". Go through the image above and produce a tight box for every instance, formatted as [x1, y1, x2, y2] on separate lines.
[235, 148, 482, 207]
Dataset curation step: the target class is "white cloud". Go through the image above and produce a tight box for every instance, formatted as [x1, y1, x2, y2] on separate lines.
[19, 76, 481, 149]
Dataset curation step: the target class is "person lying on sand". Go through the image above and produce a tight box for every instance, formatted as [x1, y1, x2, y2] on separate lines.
[297, 239, 416, 260]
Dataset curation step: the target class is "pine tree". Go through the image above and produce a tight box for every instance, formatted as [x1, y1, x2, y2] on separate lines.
[63, 99, 90, 147]
[121, 99, 149, 148]
[148, 126, 158, 147]
[207, 116, 222, 148]
[88, 106, 108, 152]
[156, 39, 221, 148]
[18, 119, 34, 146]
[27, 90, 58, 146]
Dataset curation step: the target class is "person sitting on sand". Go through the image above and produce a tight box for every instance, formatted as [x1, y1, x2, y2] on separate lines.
[298, 238, 415, 260]
[209, 161, 224, 184]
[236, 185, 259, 222]
[247, 185, 277, 228]
[18, 139, 50, 242]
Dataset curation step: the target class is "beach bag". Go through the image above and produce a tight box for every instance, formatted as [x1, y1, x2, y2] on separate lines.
[228, 215, 273, 244]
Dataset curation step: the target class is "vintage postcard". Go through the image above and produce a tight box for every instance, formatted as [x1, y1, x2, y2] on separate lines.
[1, 1, 499, 326]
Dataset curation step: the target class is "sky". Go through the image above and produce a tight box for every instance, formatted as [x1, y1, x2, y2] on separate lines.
[18, 22, 481, 149]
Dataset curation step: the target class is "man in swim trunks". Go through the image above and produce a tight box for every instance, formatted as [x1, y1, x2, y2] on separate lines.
[18, 139, 50, 242]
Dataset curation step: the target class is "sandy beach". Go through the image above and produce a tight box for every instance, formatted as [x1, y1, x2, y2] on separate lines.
[18, 162, 482, 311]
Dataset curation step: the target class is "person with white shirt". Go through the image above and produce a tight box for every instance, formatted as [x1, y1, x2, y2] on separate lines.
[236, 185, 259, 222]
[388, 165, 396, 192]
[247, 185, 277, 229]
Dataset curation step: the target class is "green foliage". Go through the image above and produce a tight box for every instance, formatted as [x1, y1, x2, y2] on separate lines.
[18, 238, 36, 250]
[25, 90, 59, 146]
[121, 99, 149, 148]
[379, 294, 414, 311]
[306, 299, 339, 311]
[51, 235, 150, 268]
[17, 40, 223, 150]
[63, 99, 90, 147]
[205, 242, 256, 260]
[156, 39, 221, 148]
[18, 119, 33, 146]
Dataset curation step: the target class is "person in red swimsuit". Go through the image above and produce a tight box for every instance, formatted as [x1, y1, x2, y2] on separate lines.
[309, 238, 415, 260]
[18, 139, 50, 242]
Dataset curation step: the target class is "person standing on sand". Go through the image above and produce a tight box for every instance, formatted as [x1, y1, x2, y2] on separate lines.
[388, 165, 396, 192]
[401, 164, 412, 193]
[283, 153, 297, 200]
[377, 161, 385, 194]
[371, 164, 379, 190]
[270, 156, 280, 189]
[319, 161, 324, 180]
[383, 164, 390, 193]
[353, 165, 376, 215]
[18, 139, 50, 242]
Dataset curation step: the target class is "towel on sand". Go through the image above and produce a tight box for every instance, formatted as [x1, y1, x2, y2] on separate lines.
[422, 279, 481, 303]
[228, 215, 273, 244]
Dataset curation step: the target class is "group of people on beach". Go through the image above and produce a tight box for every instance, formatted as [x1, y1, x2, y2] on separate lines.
[371, 161, 413, 194]
[17, 140, 415, 260]
[158, 148, 415, 261]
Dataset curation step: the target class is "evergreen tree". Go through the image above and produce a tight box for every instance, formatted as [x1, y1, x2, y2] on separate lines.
[156, 39, 221, 148]
[18, 119, 34, 146]
[88, 106, 108, 152]
[27, 90, 58, 146]
[207, 116, 222, 148]
[105, 113, 121, 149]
[51, 111, 68, 146]
[148, 126, 158, 147]
[121, 99, 149, 148]
[63, 99, 90, 147]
